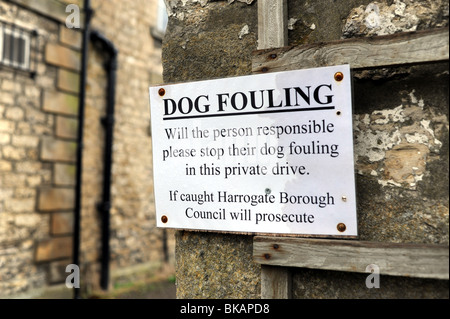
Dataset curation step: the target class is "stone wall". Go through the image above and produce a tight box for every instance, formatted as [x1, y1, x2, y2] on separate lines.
[163, 0, 261, 299]
[0, 0, 171, 298]
[163, 0, 448, 299]
[85, 0, 174, 292]
[0, 0, 79, 297]
[78, 42, 107, 292]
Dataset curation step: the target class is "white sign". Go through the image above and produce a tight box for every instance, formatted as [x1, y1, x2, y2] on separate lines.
[149, 65, 357, 237]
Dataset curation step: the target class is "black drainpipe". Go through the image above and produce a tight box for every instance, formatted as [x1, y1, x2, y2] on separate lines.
[73, 0, 92, 299]
[90, 30, 118, 291]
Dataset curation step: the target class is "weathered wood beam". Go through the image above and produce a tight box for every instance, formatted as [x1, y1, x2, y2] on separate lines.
[253, 236, 449, 280]
[257, 0, 288, 50]
[253, 27, 449, 73]
[261, 265, 292, 299]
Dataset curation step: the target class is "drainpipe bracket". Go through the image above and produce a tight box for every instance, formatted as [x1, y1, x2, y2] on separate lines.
[96, 201, 111, 214]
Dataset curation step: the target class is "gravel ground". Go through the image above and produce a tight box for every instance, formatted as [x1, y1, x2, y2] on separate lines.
[112, 280, 176, 299]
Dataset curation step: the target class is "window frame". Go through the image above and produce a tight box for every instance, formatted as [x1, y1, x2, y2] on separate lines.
[0, 24, 32, 70]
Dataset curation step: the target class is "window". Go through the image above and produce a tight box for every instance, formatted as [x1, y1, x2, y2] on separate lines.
[0, 25, 30, 69]
[0, 21, 37, 75]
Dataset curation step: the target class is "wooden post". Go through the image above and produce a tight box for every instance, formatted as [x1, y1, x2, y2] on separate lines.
[254, 18, 449, 297]
[261, 265, 292, 299]
[257, 0, 291, 299]
[257, 0, 288, 49]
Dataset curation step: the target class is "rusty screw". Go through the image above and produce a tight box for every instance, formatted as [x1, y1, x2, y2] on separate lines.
[158, 88, 165, 97]
[273, 244, 279, 250]
[161, 215, 168, 224]
[269, 53, 277, 59]
[337, 223, 346, 232]
[334, 72, 344, 82]
[264, 253, 271, 260]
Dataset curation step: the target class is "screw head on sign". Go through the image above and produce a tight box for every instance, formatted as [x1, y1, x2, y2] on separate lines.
[337, 223, 346, 232]
[158, 88, 165, 97]
[334, 72, 344, 82]
[161, 215, 168, 224]
[342, 196, 347, 202]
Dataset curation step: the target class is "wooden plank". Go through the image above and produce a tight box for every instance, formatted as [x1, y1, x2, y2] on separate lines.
[261, 265, 291, 299]
[253, 27, 449, 73]
[257, 0, 288, 50]
[253, 236, 449, 280]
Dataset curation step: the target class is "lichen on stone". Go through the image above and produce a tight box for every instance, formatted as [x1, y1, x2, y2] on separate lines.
[342, 0, 449, 38]
[164, 0, 255, 19]
[353, 90, 446, 189]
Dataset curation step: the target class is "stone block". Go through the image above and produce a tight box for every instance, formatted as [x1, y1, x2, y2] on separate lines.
[24, 84, 42, 99]
[45, 43, 81, 71]
[35, 236, 73, 262]
[4, 198, 35, 213]
[16, 161, 42, 173]
[0, 120, 15, 133]
[0, 92, 14, 105]
[2, 145, 27, 160]
[56, 116, 78, 139]
[1, 173, 26, 187]
[0, 188, 13, 201]
[0, 133, 10, 145]
[43, 90, 79, 116]
[49, 259, 73, 283]
[14, 187, 36, 199]
[40, 136, 77, 162]
[38, 188, 75, 211]
[54, 163, 76, 186]
[5, 107, 25, 121]
[10, 0, 74, 25]
[1, 79, 15, 91]
[12, 135, 40, 148]
[51, 212, 74, 235]
[27, 175, 42, 187]
[60, 27, 82, 49]
[57, 69, 80, 94]
[0, 160, 13, 172]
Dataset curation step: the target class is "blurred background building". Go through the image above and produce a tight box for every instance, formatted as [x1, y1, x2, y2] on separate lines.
[0, 0, 173, 298]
